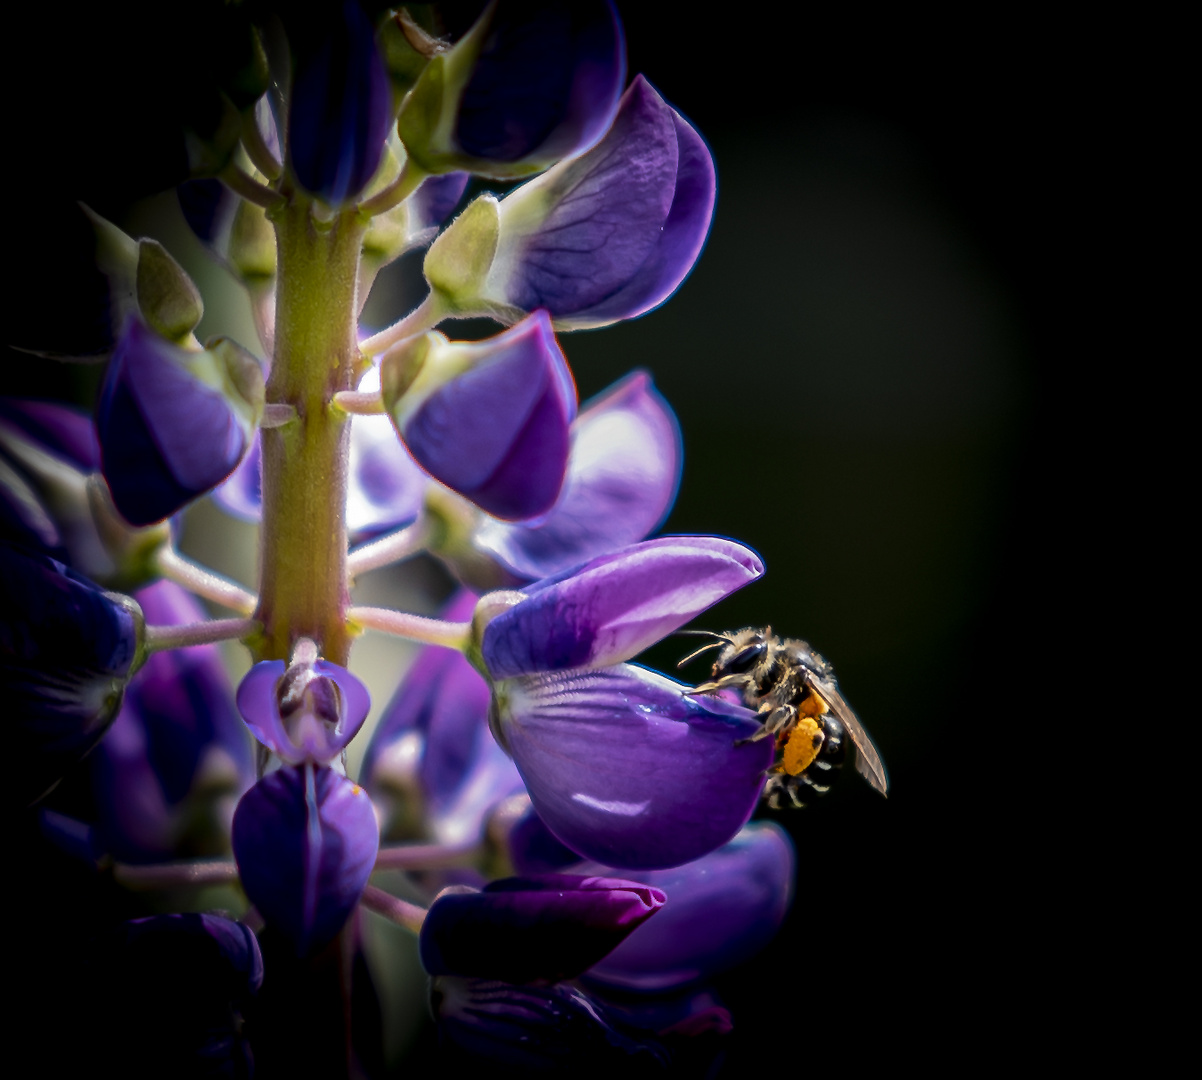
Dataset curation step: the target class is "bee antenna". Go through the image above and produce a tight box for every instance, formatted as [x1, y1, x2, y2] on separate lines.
[676, 640, 725, 668]
[675, 629, 728, 640]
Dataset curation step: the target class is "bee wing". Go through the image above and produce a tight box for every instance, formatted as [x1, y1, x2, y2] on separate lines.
[808, 676, 889, 796]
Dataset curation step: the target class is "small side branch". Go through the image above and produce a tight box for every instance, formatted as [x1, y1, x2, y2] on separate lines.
[155, 547, 257, 615]
[359, 295, 441, 357]
[145, 617, 259, 654]
[113, 860, 240, 890]
[356, 159, 426, 220]
[347, 606, 470, 650]
[220, 161, 285, 211]
[241, 110, 282, 180]
[332, 390, 385, 416]
[360, 884, 426, 934]
[347, 520, 428, 578]
[374, 839, 480, 871]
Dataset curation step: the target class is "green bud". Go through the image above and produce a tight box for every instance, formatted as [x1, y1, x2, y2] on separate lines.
[85, 477, 171, 591]
[378, 331, 437, 416]
[229, 198, 277, 282]
[136, 239, 204, 342]
[204, 337, 266, 430]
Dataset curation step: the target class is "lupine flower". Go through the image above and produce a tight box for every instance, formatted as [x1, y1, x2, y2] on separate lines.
[2, 541, 143, 807]
[424, 76, 716, 330]
[398, 0, 625, 179]
[286, 0, 393, 205]
[582, 822, 796, 991]
[91, 580, 253, 863]
[233, 763, 378, 956]
[97, 316, 264, 526]
[362, 591, 524, 845]
[381, 310, 576, 520]
[420, 873, 665, 983]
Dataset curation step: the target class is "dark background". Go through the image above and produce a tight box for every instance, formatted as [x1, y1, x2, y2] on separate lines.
[5, 1, 1124, 1072]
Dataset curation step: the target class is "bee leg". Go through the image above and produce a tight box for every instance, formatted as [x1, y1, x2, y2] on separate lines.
[688, 674, 751, 695]
[734, 702, 795, 746]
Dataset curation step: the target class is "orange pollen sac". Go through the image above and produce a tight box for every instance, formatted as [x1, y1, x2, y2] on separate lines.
[797, 691, 828, 720]
[781, 716, 823, 776]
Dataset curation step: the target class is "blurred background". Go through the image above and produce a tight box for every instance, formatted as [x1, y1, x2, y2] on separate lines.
[5, 1, 1105, 1072]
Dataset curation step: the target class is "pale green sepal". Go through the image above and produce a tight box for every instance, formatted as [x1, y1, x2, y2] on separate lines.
[202, 337, 267, 435]
[85, 476, 172, 592]
[378, 331, 439, 423]
[136, 239, 204, 342]
[422, 484, 522, 593]
[422, 195, 502, 314]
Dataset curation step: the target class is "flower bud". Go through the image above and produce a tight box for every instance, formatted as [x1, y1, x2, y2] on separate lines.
[398, 0, 625, 179]
[380, 311, 576, 521]
[232, 764, 378, 956]
[97, 317, 264, 526]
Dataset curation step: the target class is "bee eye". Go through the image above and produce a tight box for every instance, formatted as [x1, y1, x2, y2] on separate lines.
[722, 642, 766, 675]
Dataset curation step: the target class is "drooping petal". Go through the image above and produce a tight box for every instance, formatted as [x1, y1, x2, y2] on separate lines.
[91, 580, 253, 863]
[286, 1, 392, 205]
[505, 797, 581, 873]
[480, 536, 763, 678]
[492, 664, 771, 868]
[1, 542, 142, 807]
[236, 658, 370, 765]
[473, 371, 681, 580]
[381, 311, 576, 520]
[232, 764, 378, 956]
[582, 823, 796, 991]
[398, 1, 625, 178]
[421, 874, 664, 983]
[97, 318, 264, 526]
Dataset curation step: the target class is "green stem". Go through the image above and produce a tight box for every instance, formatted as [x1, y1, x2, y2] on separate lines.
[255, 202, 367, 665]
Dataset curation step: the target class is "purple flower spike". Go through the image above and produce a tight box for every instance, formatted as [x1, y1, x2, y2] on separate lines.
[398, 1, 625, 179]
[2, 542, 142, 807]
[92, 581, 253, 863]
[492, 664, 772, 869]
[421, 873, 665, 983]
[97, 317, 263, 526]
[232, 764, 378, 956]
[382, 311, 576, 521]
[459, 75, 716, 329]
[236, 657, 370, 766]
[583, 823, 796, 991]
[473, 371, 681, 581]
[480, 536, 763, 678]
[287, 1, 392, 204]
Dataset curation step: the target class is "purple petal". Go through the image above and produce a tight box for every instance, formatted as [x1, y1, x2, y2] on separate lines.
[453, 1, 625, 170]
[582, 823, 795, 990]
[494, 76, 677, 317]
[506, 799, 582, 873]
[210, 431, 261, 522]
[118, 913, 264, 997]
[391, 312, 577, 521]
[287, 1, 392, 204]
[346, 411, 427, 538]
[97, 319, 258, 526]
[0, 399, 99, 471]
[236, 658, 370, 765]
[232, 764, 378, 956]
[421, 873, 664, 982]
[432, 977, 669, 1069]
[2, 542, 142, 807]
[480, 535, 763, 678]
[92, 580, 253, 862]
[561, 106, 716, 328]
[493, 664, 772, 868]
[473, 371, 681, 580]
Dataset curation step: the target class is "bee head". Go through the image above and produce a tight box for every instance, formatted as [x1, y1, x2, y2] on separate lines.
[712, 628, 769, 679]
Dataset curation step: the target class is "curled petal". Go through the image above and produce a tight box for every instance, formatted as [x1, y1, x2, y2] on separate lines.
[473, 371, 681, 581]
[236, 658, 370, 765]
[480, 536, 763, 678]
[583, 823, 796, 991]
[421, 873, 665, 982]
[97, 318, 263, 526]
[492, 664, 772, 869]
[287, 1, 392, 204]
[383, 311, 576, 520]
[91, 580, 253, 862]
[1, 542, 142, 807]
[232, 764, 378, 956]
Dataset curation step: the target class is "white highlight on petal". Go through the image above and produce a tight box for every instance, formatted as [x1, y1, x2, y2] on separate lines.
[571, 793, 649, 816]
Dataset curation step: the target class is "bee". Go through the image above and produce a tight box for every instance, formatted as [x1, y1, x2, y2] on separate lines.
[680, 627, 888, 810]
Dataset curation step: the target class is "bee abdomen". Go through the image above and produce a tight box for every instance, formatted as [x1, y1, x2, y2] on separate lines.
[769, 715, 847, 809]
